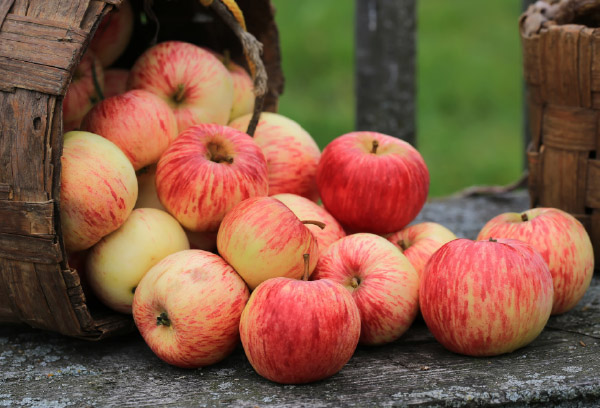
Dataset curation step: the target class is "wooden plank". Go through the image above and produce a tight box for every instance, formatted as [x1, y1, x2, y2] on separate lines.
[590, 30, 600, 90]
[0, 200, 54, 235]
[355, 0, 415, 144]
[34, 263, 82, 336]
[541, 105, 597, 151]
[540, 147, 588, 213]
[0, 89, 57, 202]
[0, 56, 68, 94]
[0, 0, 15, 29]
[1, 16, 85, 43]
[541, 25, 583, 106]
[0, 33, 78, 69]
[0, 183, 12, 200]
[579, 27, 594, 108]
[0, 233, 62, 264]
[0, 259, 58, 329]
[585, 159, 600, 208]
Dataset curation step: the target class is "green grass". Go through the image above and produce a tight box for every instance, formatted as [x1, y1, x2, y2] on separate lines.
[271, 0, 525, 197]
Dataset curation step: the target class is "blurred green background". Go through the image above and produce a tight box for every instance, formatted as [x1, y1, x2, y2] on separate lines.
[270, 0, 524, 197]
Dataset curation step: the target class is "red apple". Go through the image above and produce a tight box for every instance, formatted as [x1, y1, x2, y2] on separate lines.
[103, 68, 129, 98]
[316, 131, 429, 234]
[386, 222, 456, 279]
[156, 124, 268, 232]
[217, 196, 319, 290]
[312, 233, 419, 345]
[477, 208, 594, 315]
[60, 131, 137, 252]
[63, 51, 104, 132]
[133, 250, 249, 368]
[229, 112, 321, 201]
[128, 41, 234, 132]
[240, 268, 361, 384]
[420, 238, 554, 356]
[88, 0, 134, 67]
[272, 193, 346, 258]
[82, 89, 179, 170]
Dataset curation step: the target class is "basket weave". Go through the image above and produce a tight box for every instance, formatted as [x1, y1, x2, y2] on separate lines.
[521, 0, 600, 265]
[0, 0, 282, 339]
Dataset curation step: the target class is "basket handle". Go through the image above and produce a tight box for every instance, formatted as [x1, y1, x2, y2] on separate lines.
[201, 0, 268, 137]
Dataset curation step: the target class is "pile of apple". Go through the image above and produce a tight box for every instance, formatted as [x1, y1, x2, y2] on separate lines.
[60, 1, 595, 385]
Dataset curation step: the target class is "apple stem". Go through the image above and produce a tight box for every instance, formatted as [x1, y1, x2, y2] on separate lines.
[212, 154, 234, 164]
[156, 312, 171, 327]
[172, 84, 186, 104]
[350, 276, 360, 289]
[397, 240, 407, 251]
[301, 220, 326, 230]
[489, 237, 497, 243]
[223, 49, 232, 68]
[521, 213, 529, 222]
[302, 254, 310, 281]
[371, 140, 379, 154]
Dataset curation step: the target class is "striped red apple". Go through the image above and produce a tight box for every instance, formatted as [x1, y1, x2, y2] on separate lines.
[155, 123, 268, 233]
[312, 233, 419, 345]
[60, 131, 137, 252]
[82, 89, 179, 170]
[420, 238, 554, 356]
[89, 0, 134, 67]
[240, 257, 361, 384]
[386, 222, 457, 279]
[217, 196, 319, 290]
[128, 41, 234, 132]
[317, 131, 429, 234]
[272, 193, 346, 258]
[133, 250, 249, 368]
[229, 112, 322, 201]
[477, 208, 594, 315]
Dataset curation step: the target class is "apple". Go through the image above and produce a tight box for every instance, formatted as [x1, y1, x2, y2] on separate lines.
[316, 131, 429, 234]
[420, 238, 554, 356]
[133, 250, 249, 368]
[103, 68, 129, 98]
[229, 112, 321, 201]
[134, 165, 218, 252]
[86, 208, 190, 314]
[60, 131, 137, 252]
[217, 196, 319, 290]
[239, 258, 361, 384]
[272, 193, 345, 258]
[156, 123, 268, 233]
[128, 41, 234, 132]
[88, 0, 134, 67]
[203, 49, 254, 121]
[226, 60, 255, 121]
[386, 222, 457, 279]
[312, 233, 419, 345]
[63, 51, 104, 132]
[477, 208, 594, 315]
[82, 89, 179, 170]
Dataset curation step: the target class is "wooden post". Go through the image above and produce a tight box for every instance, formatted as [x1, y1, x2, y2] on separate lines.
[355, 0, 416, 146]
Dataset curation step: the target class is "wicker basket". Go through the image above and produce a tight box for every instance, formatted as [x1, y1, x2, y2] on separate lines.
[0, 0, 283, 339]
[521, 0, 600, 265]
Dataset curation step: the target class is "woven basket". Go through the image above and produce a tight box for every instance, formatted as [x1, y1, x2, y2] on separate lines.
[521, 0, 600, 265]
[0, 0, 283, 339]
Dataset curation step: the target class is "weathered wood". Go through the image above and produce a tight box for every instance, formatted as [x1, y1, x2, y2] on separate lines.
[355, 0, 415, 145]
[521, 2, 600, 265]
[0, 200, 54, 236]
[0, 233, 62, 264]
